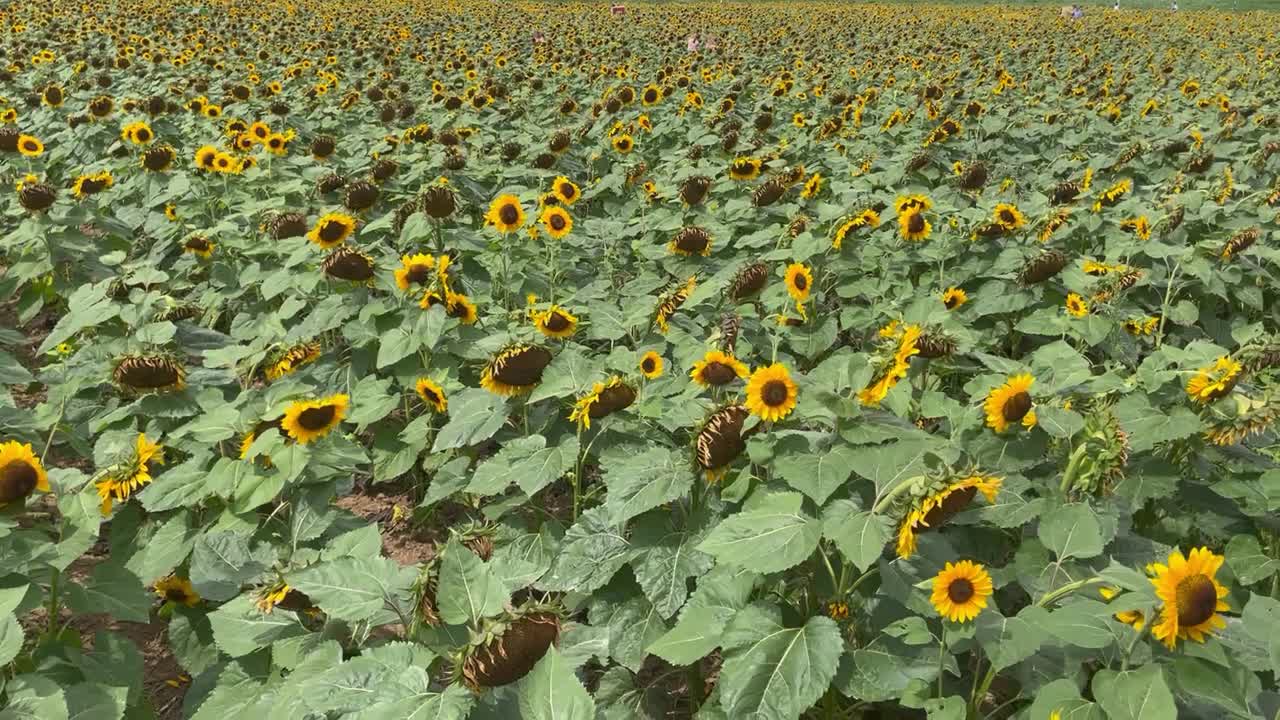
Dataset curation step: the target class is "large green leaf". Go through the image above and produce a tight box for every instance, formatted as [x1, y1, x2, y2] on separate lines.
[431, 388, 509, 452]
[717, 604, 843, 720]
[774, 444, 858, 505]
[647, 566, 757, 665]
[603, 447, 692, 526]
[517, 646, 596, 720]
[822, 503, 891, 572]
[207, 595, 307, 657]
[698, 492, 822, 574]
[1091, 666, 1177, 720]
[287, 556, 415, 622]
[536, 507, 635, 593]
[1038, 503, 1104, 560]
[630, 514, 715, 619]
[435, 538, 509, 626]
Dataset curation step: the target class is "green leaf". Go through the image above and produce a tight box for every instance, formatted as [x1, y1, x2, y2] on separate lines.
[1043, 601, 1117, 649]
[431, 388, 508, 452]
[125, 511, 200, 584]
[207, 594, 307, 657]
[349, 680, 474, 720]
[1169, 657, 1257, 717]
[517, 646, 596, 720]
[592, 593, 670, 672]
[1027, 678, 1104, 720]
[0, 351, 34, 384]
[1, 675, 69, 720]
[1036, 406, 1085, 439]
[65, 563, 151, 623]
[698, 492, 822, 574]
[436, 539, 509, 626]
[846, 439, 937, 493]
[603, 447, 693, 526]
[64, 683, 127, 720]
[537, 506, 636, 593]
[466, 435, 546, 496]
[38, 282, 119, 354]
[168, 609, 219, 677]
[822, 504, 891, 572]
[174, 404, 241, 443]
[1225, 534, 1279, 585]
[0, 614, 23, 667]
[647, 566, 757, 665]
[376, 325, 420, 369]
[347, 375, 399, 427]
[1038, 503, 1104, 560]
[288, 556, 415, 622]
[775, 444, 858, 505]
[630, 516, 715, 619]
[718, 604, 843, 720]
[924, 696, 967, 720]
[189, 531, 275, 601]
[526, 347, 595, 404]
[1091, 665, 1177, 720]
[1113, 394, 1203, 452]
[974, 606, 1050, 670]
[138, 455, 217, 512]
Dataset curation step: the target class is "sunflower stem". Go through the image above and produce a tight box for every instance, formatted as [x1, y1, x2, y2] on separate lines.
[937, 624, 947, 698]
[1119, 620, 1149, 672]
[873, 475, 924, 514]
[969, 663, 998, 719]
[1154, 260, 1181, 350]
[846, 566, 880, 596]
[40, 395, 69, 465]
[1036, 576, 1104, 608]
[1058, 443, 1090, 496]
[45, 568, 60, 639]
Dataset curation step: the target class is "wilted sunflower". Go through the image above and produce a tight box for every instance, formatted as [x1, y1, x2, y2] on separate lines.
[984, 373, 1037, 432]
[744, 363, 798, 422]
[1092, 178, 1133, 212]
[421, 185, 457, 219]
[679, 175, 712, 205]
[569, 376, 637, 429]
[0, 440, 50, 506]
[695, 405, 751, 481]
[832, 210, 880, 249]
[551, 176, 580, 205]
[896, 475, 1001, 558]
[154, 576, 201, 607]
[729, 262, 768, 300]
[415, 378, 448, 413]
[858, 324, 920, 406]
[281, 394, 350, 444]
[992, 203, 1025, 231]
[1220, 227, 1261, 261]
[141, 144, 175, 172]
[655, 276, 697, 333]
[1186, 356, 1241, 404]
[1019, 250, 1069, 285]
[690, 350, 749, 388]
[728, 156, 762, 181]
[784, 263, 813, 304]
[481, 344, 553, 396]
[533, 306, 578, 339]
[306, 212, 356, 249]
[264, 341, 321, 382]
[670, 226, 713, 256]
[942, 287, 968, 310]
[1149, 547, 1229, 649]
[639, 351, 664, 379]
[539, 206, 573, 239]
[486, 194, 526, 234]
[96, 433, 164, 515]
[1065, 293, 1089, 317]
[931, 560, 994, 623]
[1121, 216, 1152, 241]
[181, 234, 214, 259]
[322, 246, 376, 282]
[898, 208, 932, 242]
[113, 354, 185, 394]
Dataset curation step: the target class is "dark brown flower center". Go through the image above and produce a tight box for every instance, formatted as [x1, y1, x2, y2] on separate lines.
[549, 214, 567, 231]
[319, 220, 347, 242]
[921, 486, 976, 529]
[298, 405, 337, 430]
[422, 388, 440, 404]
[908, 213, 926, 233]
[21, 140, 39, 152]
[117, 358, 180, 389]
[945, 294, 960, 309]
[406, 264, 431, 284]
[1002, 392, 1033, 422]
[545, 312, 571, 332]
[641, 357, 656, 373]
[0, 460, 38, 502]
[999, 209, 1015, 224]
[947, 578, 975, 604]
[701, 362, 737, 386]
[165, 588, 190, 603]
[559, 183, 576, 200]
[793, 274, 808, 291]
[499, 204, 520, 225]
[762, 379, 789, 406]
[1175, 574, 1218, 627]
[493, 347, 552, 386]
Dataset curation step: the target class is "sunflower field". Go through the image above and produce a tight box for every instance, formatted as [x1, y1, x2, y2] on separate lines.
[3, 0, 1280, 717]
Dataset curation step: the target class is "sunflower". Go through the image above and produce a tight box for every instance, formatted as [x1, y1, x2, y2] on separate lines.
[896, 475, 1001, 558]
[142, 145, 176, 172]
[1120, 216, 1152, 241]
[121, 121, 154, 145]
[154, 576, 201, 607]
[612, 134, 634, 154]
[832, 209, 880, 249]
[445, 292, 478, 325]
[669, 226, 713, 256]
[898, 208, 932, 242]
[1099, 587, 1145, 630]
[984, 373, 1037, 433]
[1149, 547, 1229, 649]
[695, 405, 752, 481]
[307, 212, 356, 249]
[17, 134, 44, 158]
[639, 351, 664, 379]
[392, 253, 436, 291]
[0, 440, 50, 506]
[1093, 179, 1133, 212]
[992, 203, 1026, 231]
[249, 121, 271, 142]
[895, 195, 933, 213]
[728, 156, 762, 181]
[569, 377, 637, 429]
[481, 345, 554, 396]
[113, 354, 185, 394]
[784, 263, 813, 305]
[211, 152, 239, 174]
[240, 416, 285, 464]
[1186, 356, 1242, 404]
[96, 433, 164, 515]
[551, 176, 580, 205]
[540, 206, 573, 239]
[181, 235, 215, 259]
[72, 171, 114, 198]
[264, 342, 321, 382]
[655, 276, 697, 333]
[942, 287, 968, 310]
[800, 173, 823, 199]
[744, 364, 799, 422]
[858, 325, 921, 406]
[486, 194, 526, 234]
[194, 144, 219, 170]
[415, 378, 448, 413]
[322, 246, 376, 283]
[281, 394, 350, 445]
[255, 581, 313, 614]
[533, 306, 578, 339]
[690, 350, 749, 387]
[930, 560, 994, 623]
[1065, 293, 1089, 317]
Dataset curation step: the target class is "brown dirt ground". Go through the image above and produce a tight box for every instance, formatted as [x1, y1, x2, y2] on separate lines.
[334, 482, 440, 566]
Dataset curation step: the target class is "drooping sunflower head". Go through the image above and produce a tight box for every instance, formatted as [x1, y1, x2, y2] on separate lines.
[394, 254, 436, 291]
[729, 262, 769, 300]
[679, 175, 712, 206]
[639, 351, 664, 379]
[307, 212, 356, 249]
[745, 363, 798, 422]
[895, 194, 933, 213]
[1150, 547, 1229, 649]
[728, 156, 762, 181]
[0, 440, 50, 506]
[670, 226, 712, 257]
[141, 144, 176, 172]
[481, 344, 554, 397]
[264, 341, 322, 382]
[1018, 249, 1069, 286]
[486, 194, 526, 234]
[421, 185, 457, 219]
[695, 405, 751, 481]
[895, 475, 1001, 558]
[930, 560, 994, 623]
[344, 180, 380, 212]
[444, 292, 478, 325]
[415, 378, 448, 413]
[942, 287, 968, 310]
[113, 354, 186, 394]
[752, 178, 788, 207]
[457, 606, 562, 690]
[784, 263, 813, 304]
[983, 373, 1037, 433]
[655, 276, 697, 333]
[72, 170, 114, 199]
[182, 234, 215, 259]
[281, 394, 350, 444]
[533, 306, 578, 339]
[154, 575, 201, 607]
[1186, 356, 1242, 405]
[569, 376, 637, 429]
[690, 350, 749, 388]
[322, 245, 376, 283]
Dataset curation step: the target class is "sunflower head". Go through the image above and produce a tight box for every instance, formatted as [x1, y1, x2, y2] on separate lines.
[533, 306, 578, 339]
[695, 405, 751, 480]
[394, 254, 436, 291]
[639, 351, 664, 379]
[898, 208, 932, 242]
[679, 175, 712, 206]
[415, 378, 448, 413]
[670, 226, 712, 257]
[322, 246, 376, 283]
[481, 345, 554, 397]
[539, 206, 573, 239]
[307, 212, 357, 249]
[1150, 547, 1229, 648]
[1186, 356, 1242, 405]
[281, 394, 350, 444]
[154, 575, 201, 607]
[983, 373, 1037, 433]
[0, 440, 50, 505]
[113, 354, 186, 394]
[784, 263, 813, 304]
[569, 377, 637, 429]
[745, 364, 798, 422]
[730, 262, 769, 300]
[942, 287, 967, 310]
[931, 560, 994, 623]
[486, 194, 526, 234]
[690, 350, 749, 388]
